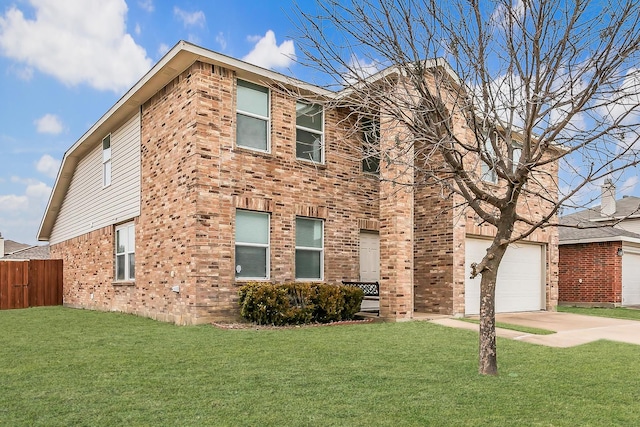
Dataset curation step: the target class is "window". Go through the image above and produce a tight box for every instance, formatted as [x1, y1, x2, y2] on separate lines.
[235, 210, 269, 279]
[512, 145, 522, 172]
[236, 80, 269, 151]
[295, 218, 323, 280]
[296, 102, 324, 163]
[115, 223, 135, 281]
[102, 135, 111, 187]
[362, 117, 380, 174]
[481, 134, 498, 184]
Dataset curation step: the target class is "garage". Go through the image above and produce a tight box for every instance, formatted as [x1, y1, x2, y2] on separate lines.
[465, 238, 545, 315]
[622, 250, 640, 306]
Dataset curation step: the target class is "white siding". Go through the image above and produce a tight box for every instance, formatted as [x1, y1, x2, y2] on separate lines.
[50, 113, 141, 244]
[615, 218, 640, 235]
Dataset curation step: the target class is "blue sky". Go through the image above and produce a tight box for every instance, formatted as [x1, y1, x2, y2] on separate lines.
[1, 0, 639, 245]
[0, 0, 318, 244]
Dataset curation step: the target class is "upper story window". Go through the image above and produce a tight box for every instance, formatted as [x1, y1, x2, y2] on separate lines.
[481, 133, 498, 184]
[115, 222, 135, 281]
[296, 102, 324, 163]
[295, 217, 324, 280]
[512, 145, 522, 172]
[102, 135, 112, 187]
[236, 80, 270, 152]
[235, 210, 270, 279]
[362, 117, 380, 174]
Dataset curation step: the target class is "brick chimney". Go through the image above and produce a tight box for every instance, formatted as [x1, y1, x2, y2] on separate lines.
[601, 178, 616, 217]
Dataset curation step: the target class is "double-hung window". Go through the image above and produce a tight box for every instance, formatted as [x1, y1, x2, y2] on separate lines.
[296, 102, 324, 163]
[102, 135, 112, 187]
[295, 218, 324, 280]
[511, 145, 522, 172]
[235, 210, 269, 279]
[115, 223, 135, 281]
[362, 117, 380, 174]
[481, 134, 498, 184]
[236, 80, 269, 152]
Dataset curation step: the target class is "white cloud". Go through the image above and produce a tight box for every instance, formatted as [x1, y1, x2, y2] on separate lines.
[0, 194, 29, 212]
[35, 154, 60, 179]
[490, 0, 525, 27]
[215, 32, 227, 51]
[8, 64, 33, 80]
[598, 68, 640, 126]
[0, 0, 152, 92]
[620, 175, 639, 196]
[173, 7, 205, 28]
[243, 30, 295, 70]
[135, 23, 141, 36]
[344, 54, 381, 83]
[0, 179, 51, 243]
[34, 114, 63, 134]
[138, 0, 154, 13]
[157, 43, 169, 57]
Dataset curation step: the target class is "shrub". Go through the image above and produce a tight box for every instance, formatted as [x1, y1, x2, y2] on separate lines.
[238, 282, 364, 325]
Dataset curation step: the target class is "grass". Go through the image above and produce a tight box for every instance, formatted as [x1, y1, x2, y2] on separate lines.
[458, 318, 556, 335]
[558, 305, 640, 320]
[1, 307, 639, 426]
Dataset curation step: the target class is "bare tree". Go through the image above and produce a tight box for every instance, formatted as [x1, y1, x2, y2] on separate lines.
[294, 0, 640, 375]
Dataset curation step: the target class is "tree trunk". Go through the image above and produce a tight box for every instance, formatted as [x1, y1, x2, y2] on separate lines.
[478, 249, 507, 376]
[478, 265, 498, 375]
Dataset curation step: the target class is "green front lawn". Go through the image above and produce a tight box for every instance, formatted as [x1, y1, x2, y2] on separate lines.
[1, 307, 639, 426]
[558, 305, 640, 320]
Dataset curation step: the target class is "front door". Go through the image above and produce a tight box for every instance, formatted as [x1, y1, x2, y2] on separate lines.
[359, 232, 380, 282]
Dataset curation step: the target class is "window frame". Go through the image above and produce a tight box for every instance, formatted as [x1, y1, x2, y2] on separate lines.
[234, 210, 270, 280]
[236, 79, 270, 153]
[295, 102, 324, 164]
[115, 222, 135, 282]
[295, 217, 324, 281]
[102, 134, 112, 187]
[481, 133, 498, 184]
[362, 117, 380, 174]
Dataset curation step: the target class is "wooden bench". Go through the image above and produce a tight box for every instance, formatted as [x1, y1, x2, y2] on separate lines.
[342, 281, 379, 315]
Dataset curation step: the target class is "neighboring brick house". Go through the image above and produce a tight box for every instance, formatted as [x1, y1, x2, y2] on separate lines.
[559, 180, 640, 307]
[38, 41, 559, 324]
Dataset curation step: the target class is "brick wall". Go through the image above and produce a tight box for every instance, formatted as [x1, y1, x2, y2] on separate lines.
[558, 242, 622, 305]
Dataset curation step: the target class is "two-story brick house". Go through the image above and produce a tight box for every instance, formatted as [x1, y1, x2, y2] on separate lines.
[38, 41, 559, 324]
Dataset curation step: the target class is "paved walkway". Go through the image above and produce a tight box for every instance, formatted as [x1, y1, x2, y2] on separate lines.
[430, 311, 640, 348]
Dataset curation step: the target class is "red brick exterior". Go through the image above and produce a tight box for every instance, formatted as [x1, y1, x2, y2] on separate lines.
[51, 60, 560, 324]
[558, 242, 622, 306]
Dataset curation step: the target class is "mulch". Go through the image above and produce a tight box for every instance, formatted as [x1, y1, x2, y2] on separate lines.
[211, 317, 378, 330]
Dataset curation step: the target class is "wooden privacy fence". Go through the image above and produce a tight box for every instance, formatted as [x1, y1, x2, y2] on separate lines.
[0, 260, 63, 310]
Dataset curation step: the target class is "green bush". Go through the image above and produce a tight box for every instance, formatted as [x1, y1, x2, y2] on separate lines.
[238, 282, 364, 325]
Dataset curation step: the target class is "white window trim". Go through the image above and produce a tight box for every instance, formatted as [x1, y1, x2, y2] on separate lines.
[296, 103, 325, 164]
[235, 210, 270, 280]
[295, 217, 324, 281]
[115, 222, 135, 282]
[102, 134, 112, 188]
[236, 80, 271, 153]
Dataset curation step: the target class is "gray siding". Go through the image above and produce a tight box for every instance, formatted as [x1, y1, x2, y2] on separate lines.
[50, 113, 141, 245]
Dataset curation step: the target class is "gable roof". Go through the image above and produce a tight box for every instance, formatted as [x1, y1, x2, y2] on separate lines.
[37, 41, 336, 242]
[39, 41, 462, 242]
[3, 239, 31, 256]
[1, 245, 50, 260]
[559, 196, 640, 244]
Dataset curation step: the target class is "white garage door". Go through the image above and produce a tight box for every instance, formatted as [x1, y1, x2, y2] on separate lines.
[622, 252, 640, 306]
[465, 238, 544, 315]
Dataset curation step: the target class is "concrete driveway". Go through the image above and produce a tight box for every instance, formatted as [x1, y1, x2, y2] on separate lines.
[431, 311, 640, 348]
